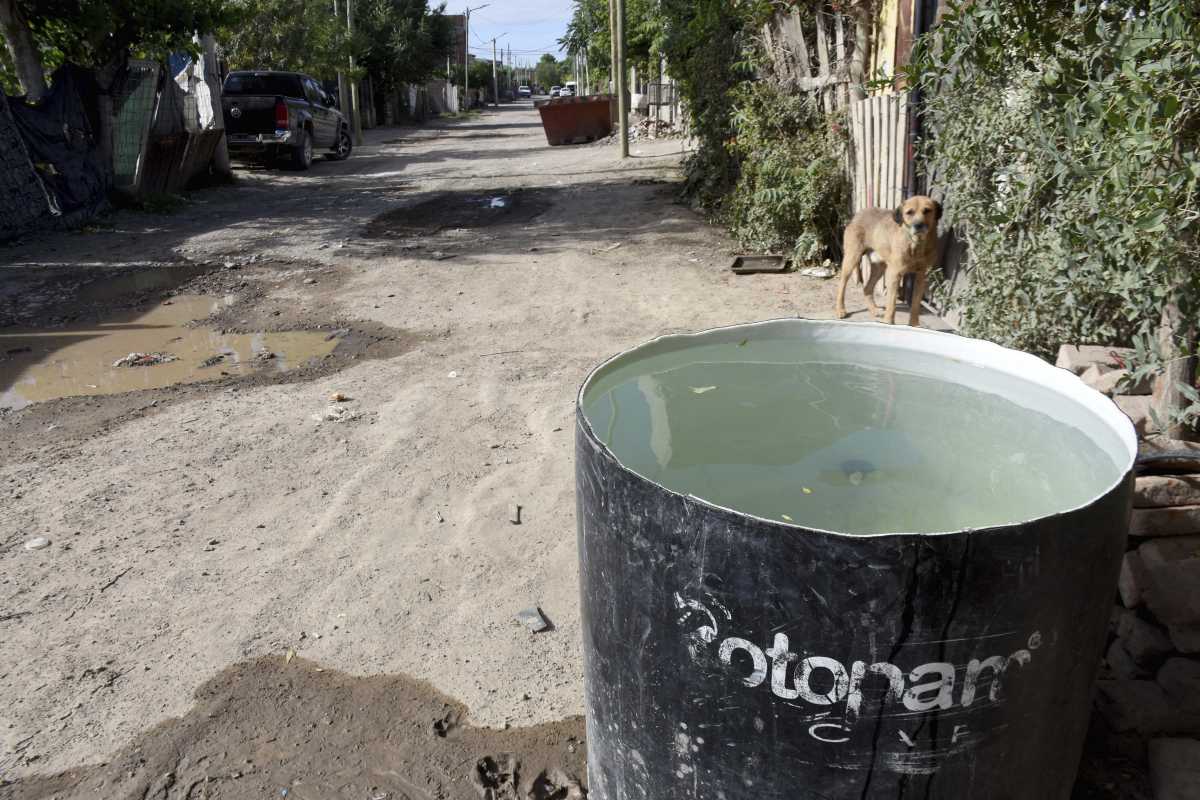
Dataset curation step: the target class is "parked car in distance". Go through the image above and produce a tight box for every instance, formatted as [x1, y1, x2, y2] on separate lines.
[518, 85, 532, 98]
[550, 86, 561, 97]
[222, 70, 352, 170]
[559, 85, 575, 97]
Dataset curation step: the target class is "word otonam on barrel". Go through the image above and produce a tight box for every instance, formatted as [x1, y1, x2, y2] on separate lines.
[676, 594, 1040, 745]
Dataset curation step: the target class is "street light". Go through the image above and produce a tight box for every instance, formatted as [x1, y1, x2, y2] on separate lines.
[464, 4, 489, 110]
[490, 32, 508, 108]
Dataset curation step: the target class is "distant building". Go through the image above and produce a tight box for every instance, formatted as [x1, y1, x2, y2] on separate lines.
[446, 15, 467, 65]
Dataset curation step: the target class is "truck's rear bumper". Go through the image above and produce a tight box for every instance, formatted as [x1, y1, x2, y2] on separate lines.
[226, 131, 293, 153]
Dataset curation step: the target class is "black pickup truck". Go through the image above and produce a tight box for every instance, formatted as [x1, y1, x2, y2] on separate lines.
[222, 71, 352, 170]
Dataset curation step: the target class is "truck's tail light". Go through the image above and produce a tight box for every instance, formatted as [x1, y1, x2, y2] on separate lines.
[274, 98, 288, 130]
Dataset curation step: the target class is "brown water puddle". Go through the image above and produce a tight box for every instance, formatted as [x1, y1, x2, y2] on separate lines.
[0, 295, 337, 410]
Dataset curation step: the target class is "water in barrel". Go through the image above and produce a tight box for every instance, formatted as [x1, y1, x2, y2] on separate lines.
[582, 336, 1123, 535]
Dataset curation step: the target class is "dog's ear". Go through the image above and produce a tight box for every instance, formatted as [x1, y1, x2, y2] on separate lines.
[932, 200, 943, 222]
[893, 206, 904, 225]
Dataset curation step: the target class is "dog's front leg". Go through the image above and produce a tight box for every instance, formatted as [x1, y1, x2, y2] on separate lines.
[863, 262, 885, 318]
[909, 271, 928, 327]
[883, 267, 902, 324]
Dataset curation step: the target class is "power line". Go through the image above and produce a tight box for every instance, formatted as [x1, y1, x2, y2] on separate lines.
[468, 45, 563, 55]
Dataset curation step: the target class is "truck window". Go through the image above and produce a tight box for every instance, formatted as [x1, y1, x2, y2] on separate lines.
[224, 73, 305, 98]
[303, 78, 323, 105]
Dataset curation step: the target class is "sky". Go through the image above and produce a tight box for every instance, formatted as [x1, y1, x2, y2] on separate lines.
[438, 0, 575, 68]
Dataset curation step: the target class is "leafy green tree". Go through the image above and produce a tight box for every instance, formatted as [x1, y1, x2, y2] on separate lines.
[559, 0, 662, 88]
[659, 0, 760, 204]
[533, 53, 564, 88]
[358, 0, 450, 94]
[1, 0, 235, 98]
[221, 0, 350, 77]
[1, 0, 238, 176]
[448, 57, 495, 100]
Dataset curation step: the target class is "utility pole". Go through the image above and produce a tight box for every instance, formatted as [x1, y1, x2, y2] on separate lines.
[346, 0, 363, 144]
[614, 0, 628, 157]
[491, 37, 499, 107]
[464, 4, 489, 110]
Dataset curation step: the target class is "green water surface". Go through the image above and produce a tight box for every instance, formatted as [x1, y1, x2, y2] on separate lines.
[582, 339, 1122, 535]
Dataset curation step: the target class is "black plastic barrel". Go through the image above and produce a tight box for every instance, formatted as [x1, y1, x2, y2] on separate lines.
[574, 319, 1136, 799]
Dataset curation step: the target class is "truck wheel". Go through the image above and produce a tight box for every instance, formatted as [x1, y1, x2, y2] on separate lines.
[328, 127, 353, 161]
[290, 129, 313, 171]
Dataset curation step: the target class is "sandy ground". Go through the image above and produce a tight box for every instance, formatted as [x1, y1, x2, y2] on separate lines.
[1, 102, 951, 795]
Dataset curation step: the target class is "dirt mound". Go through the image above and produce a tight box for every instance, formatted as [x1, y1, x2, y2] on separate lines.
[4, 656, 587, 800]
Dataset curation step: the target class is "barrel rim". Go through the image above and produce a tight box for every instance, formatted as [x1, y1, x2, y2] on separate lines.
[576, 317, 1137, 539]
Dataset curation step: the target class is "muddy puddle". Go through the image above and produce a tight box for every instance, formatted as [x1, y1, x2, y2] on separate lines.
[365, 188, 555, 237]
[0, 295, 337, 411]
[4, 655, 586, 800]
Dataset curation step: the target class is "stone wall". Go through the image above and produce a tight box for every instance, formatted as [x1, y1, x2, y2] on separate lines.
[1058, 344, 1200, 798]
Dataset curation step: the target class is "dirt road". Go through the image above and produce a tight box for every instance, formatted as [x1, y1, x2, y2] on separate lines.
[1, 102, 884, 798]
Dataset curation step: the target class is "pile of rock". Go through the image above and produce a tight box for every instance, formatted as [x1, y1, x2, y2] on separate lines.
[1056, 344, 1154, 434]
[1057, 344, 1200, 797]
[1099, 443, 1200, 797]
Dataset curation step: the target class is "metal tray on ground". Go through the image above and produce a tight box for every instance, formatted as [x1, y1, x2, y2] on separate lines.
[730, 255, 790, 274]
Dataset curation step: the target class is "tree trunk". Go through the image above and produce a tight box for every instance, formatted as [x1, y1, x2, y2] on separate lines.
[848, 1, 872, 102]
[0, 0, 46, 101]
[1153, 298, 1199, 441]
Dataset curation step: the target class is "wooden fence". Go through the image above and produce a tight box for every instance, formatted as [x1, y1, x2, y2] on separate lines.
[761, 8, 855, 112]
[849, 93, 910, 213]
[761, 7, 911, 216]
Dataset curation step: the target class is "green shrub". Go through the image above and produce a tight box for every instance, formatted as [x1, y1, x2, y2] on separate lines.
[912, 0, 1200, 359]
[659, 0, 759, 208]
[727, 81, 849, 263]
[658, 0, 848, 262]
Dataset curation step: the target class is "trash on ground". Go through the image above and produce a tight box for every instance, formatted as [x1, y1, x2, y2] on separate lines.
[509, 504, 522, 525]
[447, 371, 458, 378]
[515, 607, 549, 633]
[199, 354, 225, 368]
[325, 328, 350, 342]
[314, 403, 362, 423]
[330, 392, 351, 402]
[112, 352, 179, 367]
[798, 264, 837, 279]
[24, 537, 50, 550]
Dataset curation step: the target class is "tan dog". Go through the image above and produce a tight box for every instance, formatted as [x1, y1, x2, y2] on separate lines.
[834, 196, 941, 326]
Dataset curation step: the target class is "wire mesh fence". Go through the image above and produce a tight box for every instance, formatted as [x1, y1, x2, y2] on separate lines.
[111, 60, 160, 190]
